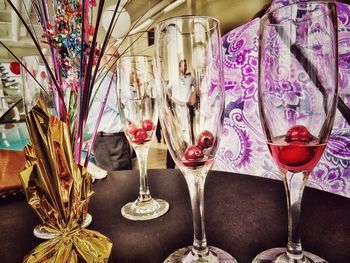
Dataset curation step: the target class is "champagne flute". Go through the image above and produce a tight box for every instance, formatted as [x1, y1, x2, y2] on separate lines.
[155, 16, 237, 262]
[253, 2, 338, 262]
[117, 55, 169, 220]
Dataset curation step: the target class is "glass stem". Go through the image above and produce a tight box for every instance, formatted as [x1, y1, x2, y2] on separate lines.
[184, 169, 209, 258]
[135, 147, 152, 202]
[282, 171, 309, 260]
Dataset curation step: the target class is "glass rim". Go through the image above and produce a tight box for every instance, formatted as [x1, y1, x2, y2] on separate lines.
[261, 0, 336, 27]
[155, 15, 220, 35]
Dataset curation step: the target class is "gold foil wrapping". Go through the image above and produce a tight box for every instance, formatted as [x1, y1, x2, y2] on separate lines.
[19, 97, 112, 262]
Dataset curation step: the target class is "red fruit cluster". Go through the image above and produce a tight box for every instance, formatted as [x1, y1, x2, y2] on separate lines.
[126, 119, 154, 144]
[184, 130, 214, 161]
[285, 125, 311, 143]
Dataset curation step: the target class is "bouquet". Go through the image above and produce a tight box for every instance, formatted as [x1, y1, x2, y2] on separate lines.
[0, 0, 158, 261]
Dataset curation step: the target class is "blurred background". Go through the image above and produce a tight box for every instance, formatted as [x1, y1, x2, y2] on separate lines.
[0, 0, 270, 193]
[0, 0, 271, 117]
[0, 0, 271, 60]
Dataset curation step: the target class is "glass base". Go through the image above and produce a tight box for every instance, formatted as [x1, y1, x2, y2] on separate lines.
[252, 247, 328, 263]
[33, 213, 93, 239]
[121, 198, 169, 221]
[164, 246, 237, 263]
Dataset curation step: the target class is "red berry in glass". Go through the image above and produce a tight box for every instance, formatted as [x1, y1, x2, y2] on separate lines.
[269, 141, 326, 173]
[184, 145, 204, 161]
[196, 130, 214, 149]
[135, 128, 148, 140]
[126, 124, 137, 136]
[285, 125, 311, 143]
[142, 119, 154, 131]
[278, 142, 315, 167]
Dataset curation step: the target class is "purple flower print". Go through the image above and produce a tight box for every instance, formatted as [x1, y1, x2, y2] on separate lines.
[219, 123, 254, 169]
[235, 50, 248, 65]
[282, 91, 302, 106]
[242, 64, 253, 76]
[337, 2, 350, 27]
[310, 164, 348, 195]
[323, 131, 350, 169]
[216, 1, 350, 198]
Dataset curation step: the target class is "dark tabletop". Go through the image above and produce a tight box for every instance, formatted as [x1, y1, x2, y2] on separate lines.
[1, 169, 350, 263]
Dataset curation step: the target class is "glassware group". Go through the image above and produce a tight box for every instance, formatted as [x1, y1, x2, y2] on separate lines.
[21, 1, 339, 261]
[115, 1, 338, 261]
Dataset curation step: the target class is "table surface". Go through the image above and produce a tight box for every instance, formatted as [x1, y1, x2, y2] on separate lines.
[1, 169, 350, 263]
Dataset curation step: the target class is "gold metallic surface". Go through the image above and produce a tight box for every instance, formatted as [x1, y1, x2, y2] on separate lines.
[19, 97, 112, 262]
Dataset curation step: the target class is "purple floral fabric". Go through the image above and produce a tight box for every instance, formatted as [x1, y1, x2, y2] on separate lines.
[214, 1, 350, 198]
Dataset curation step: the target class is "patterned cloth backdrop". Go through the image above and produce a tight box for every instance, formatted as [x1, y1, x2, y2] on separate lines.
[214, 0, 350, 198]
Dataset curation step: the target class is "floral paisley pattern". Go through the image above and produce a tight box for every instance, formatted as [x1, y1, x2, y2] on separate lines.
[214, 1, 350, 198]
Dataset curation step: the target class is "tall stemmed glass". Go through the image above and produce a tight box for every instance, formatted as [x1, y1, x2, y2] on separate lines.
[254, 2, 338, 262]
[117, 55, 169, 220]
[155, 16, 237, 262]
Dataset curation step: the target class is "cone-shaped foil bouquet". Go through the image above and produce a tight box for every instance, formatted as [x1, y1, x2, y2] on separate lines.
[0, 0, 160, 260]
[19, 96, 112, 262]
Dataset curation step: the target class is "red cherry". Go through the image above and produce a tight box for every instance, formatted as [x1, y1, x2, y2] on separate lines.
[285, 125, 311, 143]
[135, 129, 148, 140]
[142, 119, 154, 131]
[278, 142, 315, 167]
[196, 130, 214, 149]
[184, 145, 204, 161]
[132, 129, 150, 144]
[126, 124, 137, 136]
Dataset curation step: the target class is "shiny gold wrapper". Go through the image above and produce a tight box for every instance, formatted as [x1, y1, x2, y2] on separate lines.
[19, 97, 112, 262]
